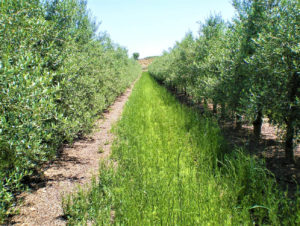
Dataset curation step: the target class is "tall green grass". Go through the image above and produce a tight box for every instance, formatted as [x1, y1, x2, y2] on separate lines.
[63, 72, 299, 225]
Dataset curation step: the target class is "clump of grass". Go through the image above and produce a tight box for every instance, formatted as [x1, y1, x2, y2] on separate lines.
[98, 147, 104, 154]
[63, 72, 299, 225]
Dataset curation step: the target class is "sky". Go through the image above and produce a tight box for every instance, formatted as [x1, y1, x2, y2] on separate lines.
[87, 0, 236, 58]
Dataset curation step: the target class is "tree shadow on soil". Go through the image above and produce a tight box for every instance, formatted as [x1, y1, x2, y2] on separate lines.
[220, 120, 300, 195]
[168, 87, 300, 197]
[20, 134, 95, 192]
[21, 154, 87, 191]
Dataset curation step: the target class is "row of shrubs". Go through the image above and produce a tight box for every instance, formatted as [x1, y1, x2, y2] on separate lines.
[149, 0, 299, 163]
[0, 0, 141, 221]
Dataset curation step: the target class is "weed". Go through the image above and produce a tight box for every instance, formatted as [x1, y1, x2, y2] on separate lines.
[98, 147, 104, 154]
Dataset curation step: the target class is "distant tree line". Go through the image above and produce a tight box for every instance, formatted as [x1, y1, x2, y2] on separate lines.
[149, 0, 299, 163]
[0, 0, 141, 221]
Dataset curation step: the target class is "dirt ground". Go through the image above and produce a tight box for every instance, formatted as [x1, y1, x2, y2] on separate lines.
[138, 57, 155, 71]
[9, 83, 136, 226]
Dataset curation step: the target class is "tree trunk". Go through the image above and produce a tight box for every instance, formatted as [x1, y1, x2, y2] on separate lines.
[284, 71, 298, 163]
[253, 109, 263, 143]
[213, 102, 217, 114]
[235, 114, 242, 130]
[221, 103, 226, 119]
[285, 117, 295, 163]
[203, 98, 208, 109]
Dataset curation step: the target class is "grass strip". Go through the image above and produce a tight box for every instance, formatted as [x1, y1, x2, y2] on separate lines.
[63, 72, 299, 225]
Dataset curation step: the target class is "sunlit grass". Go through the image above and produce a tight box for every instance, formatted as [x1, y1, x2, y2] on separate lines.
[63, 72, 299, 225]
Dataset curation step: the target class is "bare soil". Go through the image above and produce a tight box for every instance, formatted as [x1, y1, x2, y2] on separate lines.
[9, 83, 136, 226]
[138, 57, 155, 71]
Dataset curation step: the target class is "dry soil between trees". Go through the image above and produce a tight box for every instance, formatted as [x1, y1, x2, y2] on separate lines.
[10, 82, 136, 226]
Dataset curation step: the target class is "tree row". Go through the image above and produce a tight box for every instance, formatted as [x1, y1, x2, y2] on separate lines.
[0, 0, 141, 220]
[149, 0, 299, 163]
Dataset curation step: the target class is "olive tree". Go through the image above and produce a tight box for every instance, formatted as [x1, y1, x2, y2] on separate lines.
[250, 0, 299, 162]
